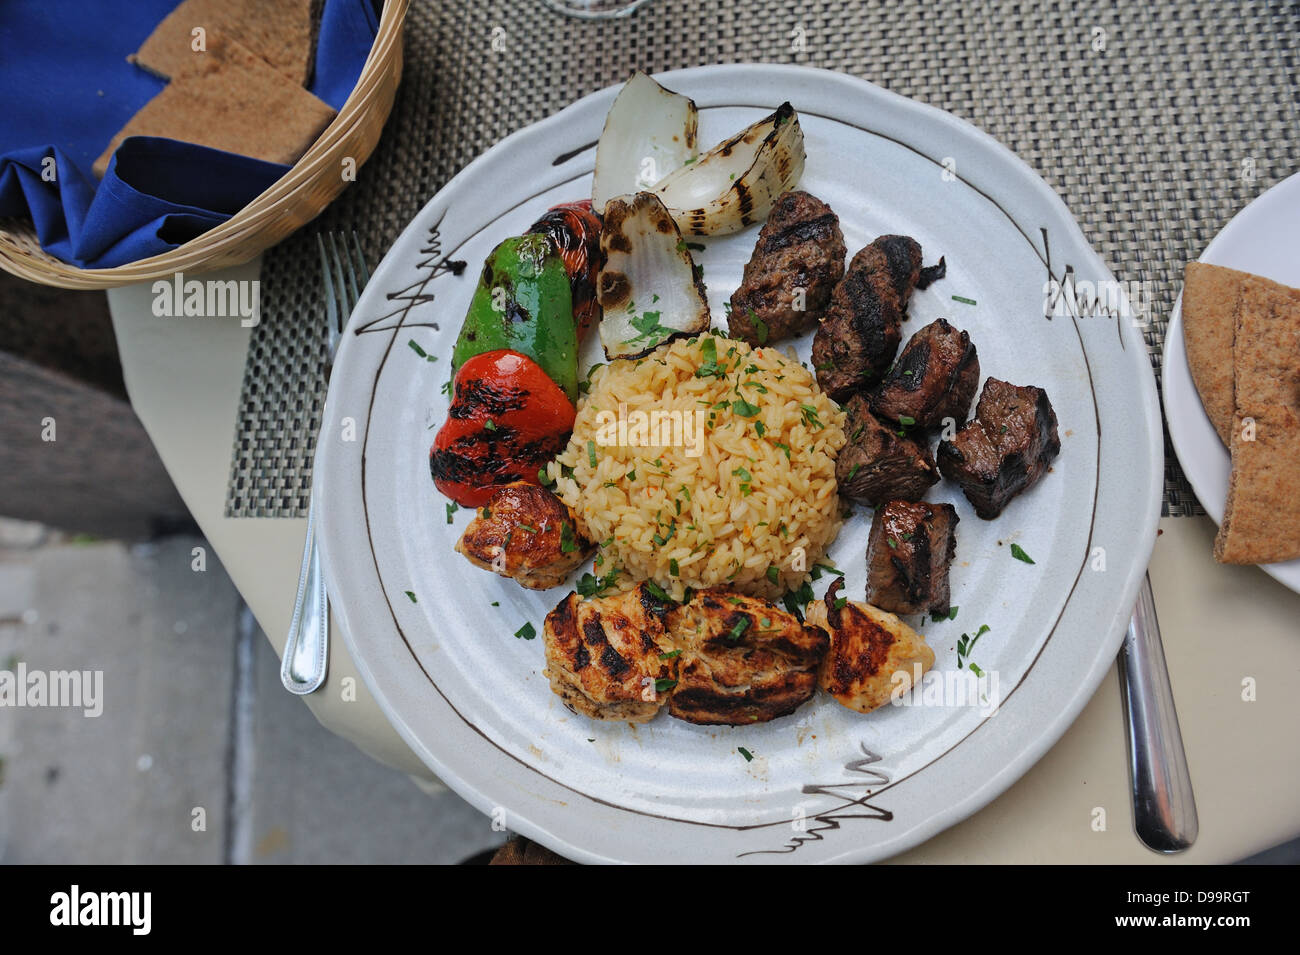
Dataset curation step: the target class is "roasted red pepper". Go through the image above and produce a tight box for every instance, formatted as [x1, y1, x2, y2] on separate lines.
[528, 200, 603, 343]
[431, 349, 576, 508]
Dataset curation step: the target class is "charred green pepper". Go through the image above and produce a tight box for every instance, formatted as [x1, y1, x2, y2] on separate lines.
[450, 233, 578, 401]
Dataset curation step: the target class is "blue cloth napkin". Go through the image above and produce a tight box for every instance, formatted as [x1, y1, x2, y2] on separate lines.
[0, 0, 379, 269]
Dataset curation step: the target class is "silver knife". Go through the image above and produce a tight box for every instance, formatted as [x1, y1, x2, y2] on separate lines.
[1116, 573, 1198, 852]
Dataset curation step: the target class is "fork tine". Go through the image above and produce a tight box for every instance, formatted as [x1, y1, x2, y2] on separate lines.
[316, 233, 340, 344]
[349, 231, 370, 294]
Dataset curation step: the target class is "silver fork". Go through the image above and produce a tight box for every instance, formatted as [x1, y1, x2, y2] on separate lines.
[281, 232, 370, 695]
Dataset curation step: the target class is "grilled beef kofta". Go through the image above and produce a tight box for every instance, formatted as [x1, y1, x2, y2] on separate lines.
[812, 235, 943, 401]
[836, 394, 939, 506]
[937, 378, 1061, 519]
[871, 318, 980, 430]
[864, 499, 960, 617]
[727, 191, 845, 346]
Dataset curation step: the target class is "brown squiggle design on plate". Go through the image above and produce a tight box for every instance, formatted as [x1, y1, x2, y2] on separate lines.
[354, 212, 467, 336]
[737, 744, 893, 858]
[1041, 226, 1127, 349]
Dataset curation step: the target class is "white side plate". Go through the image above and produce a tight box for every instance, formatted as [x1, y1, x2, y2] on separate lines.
[1162, 171, 1300, 594]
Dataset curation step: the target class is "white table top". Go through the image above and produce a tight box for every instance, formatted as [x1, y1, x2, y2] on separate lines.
[107, 259, 1300, 862]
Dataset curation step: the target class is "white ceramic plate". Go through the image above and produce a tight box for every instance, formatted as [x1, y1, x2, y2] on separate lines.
[1162, 171, 1300, 594]
[315, 64, 1162, 864]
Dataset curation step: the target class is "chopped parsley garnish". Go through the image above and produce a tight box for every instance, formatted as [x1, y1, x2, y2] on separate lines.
[695, 337, 722, 378]
[952, 295, 977, 306]
[659, 649, 682, 660]
[514, 622, 537, 641]
[931, 605, 959, 622]
[833, 595, 849, 610]
[738, 747, 754, 762]
[559, 521, 578, 554]
[846, 463, 862, 481]
[747, 308, 769, 345]
[766, 565, 780, 585]
[643, 580, 674, 603]
[800, 404, 823, 430]
[576, 567, 621, 598]
[587, 440, 598, 468]
[490, 601, 500, 607]
[897, 415, 916, 427]
[968, 662, 985, 677]
[621, 310, 673, 348]
[408, 339, 437, 362]
[404, 590, 417, 603]
[655, 678, 678, 693]
[957, 624, 990, 669]
[731, 397, 761, 418]
[813, 562, 845, 578]
[1010, 543, 1035, 564]
[484, 418, 498, 431]
[754, 420, 766, 438]
[626, 468, 637, 481]
[669, 558, 680, 576]
[445, 502, 458, 524]
[774, 442, 791, 460]
[538, 468, 556, 488]
[440, 379, 453, 397]
[727, 616, 751, 642]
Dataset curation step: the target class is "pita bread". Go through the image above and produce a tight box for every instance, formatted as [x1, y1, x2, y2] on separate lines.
[1213, 277, 1300, 564]
[95, 32, 335, 178]
[1181, 262, 1249, 445]
[131, 0, 324, 87]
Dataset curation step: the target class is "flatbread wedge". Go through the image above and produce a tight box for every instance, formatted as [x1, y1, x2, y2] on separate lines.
[1213, 276, 1300, 564]
[95, 32, 335, 178]
[130, 0, 324, 87]
[1181, 262, 1250, 445]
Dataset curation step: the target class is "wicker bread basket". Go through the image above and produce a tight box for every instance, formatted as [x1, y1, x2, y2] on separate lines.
[0, 0, 408, 289]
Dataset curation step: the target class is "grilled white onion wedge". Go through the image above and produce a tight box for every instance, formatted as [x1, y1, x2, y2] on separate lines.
[591, 71, 699, 215]
[652, 102, 806, 236]
[597, 192, 710, 361]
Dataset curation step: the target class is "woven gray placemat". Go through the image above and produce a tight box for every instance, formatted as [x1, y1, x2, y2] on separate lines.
[224, 0, 1300, 518]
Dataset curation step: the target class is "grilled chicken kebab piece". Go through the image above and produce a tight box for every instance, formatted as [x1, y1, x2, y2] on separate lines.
[667, 590, 828, 725]
[455, 482, 594, 590]
[813, 234, 945, 401]
[871, 317, 980, 429]
[728, 190, 845, 346]
[807, 578, 935, 714]
[865, 499, 960, 617]
[836, 393, 940, 506]
[938, 377, 1061, 519]
[543, 583, 677, 722]
[543, 585, 827, 725]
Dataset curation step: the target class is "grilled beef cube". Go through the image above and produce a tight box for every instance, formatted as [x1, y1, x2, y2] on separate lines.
[665, 590, 829, 726]
[865, 500, 959, 616]
[836, 394, 938, 505]
[871, 318, 980, 429]
[937, 378, 1060, 519]
[728, 191, 845, 345]
[813, 235, 934, 400]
